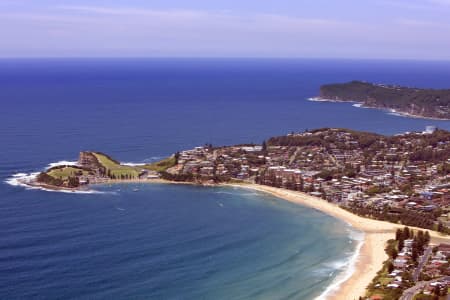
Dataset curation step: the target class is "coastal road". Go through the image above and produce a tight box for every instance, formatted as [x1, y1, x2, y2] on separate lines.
[400, 276, 450, 300]
[400, 247, 433, 300]
[413, 246, 432, 282]
[400, 281, 428, 300]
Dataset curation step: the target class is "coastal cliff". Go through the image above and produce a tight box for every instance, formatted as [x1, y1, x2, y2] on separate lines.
[318, 81, 450, 120]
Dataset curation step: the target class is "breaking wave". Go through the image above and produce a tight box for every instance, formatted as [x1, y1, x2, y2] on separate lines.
[122, 156, 167, 166]
[47, 160, 78, 169]
[314, 228, 364, 300]
[122, 162, 145, 167]
[4, 160, 107, 194]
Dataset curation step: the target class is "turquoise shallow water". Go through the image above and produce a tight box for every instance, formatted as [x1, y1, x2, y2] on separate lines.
[0, 182, 360, 299]
[1, 58, 449, 299]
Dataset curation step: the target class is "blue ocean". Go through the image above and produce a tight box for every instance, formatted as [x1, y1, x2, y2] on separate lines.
[1, 59, 449, 299]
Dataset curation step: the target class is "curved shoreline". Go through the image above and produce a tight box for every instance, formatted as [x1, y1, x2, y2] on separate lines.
[225, 183, 450, 300]
[315, 232, 365, 300]
[9, 177, 450, 299]
[227, 184, 393, 299]
[307, 97, 450, 121]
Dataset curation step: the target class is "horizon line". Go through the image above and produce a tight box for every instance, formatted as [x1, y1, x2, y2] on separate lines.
[1, 56, 450, 63]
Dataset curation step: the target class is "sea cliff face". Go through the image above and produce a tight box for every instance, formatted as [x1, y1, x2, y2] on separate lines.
[78, 151, 101, 169]
[319, 81, 450, 120]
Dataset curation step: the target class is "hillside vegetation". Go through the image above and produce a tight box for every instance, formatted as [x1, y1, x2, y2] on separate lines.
[319, 81, 450, 119]
[143, 156, 177, 172]
[92, 152, 140, 179]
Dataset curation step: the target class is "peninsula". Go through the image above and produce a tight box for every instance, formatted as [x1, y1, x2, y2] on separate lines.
[314, 81, 450, 120]
[22, 127, 450, 299]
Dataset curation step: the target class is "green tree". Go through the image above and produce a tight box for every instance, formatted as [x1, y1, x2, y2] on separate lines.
[262, 140, 267, 153]
[387, 261, 394, 273]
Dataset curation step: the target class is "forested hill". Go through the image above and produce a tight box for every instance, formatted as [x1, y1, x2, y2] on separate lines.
[318, 81, 450, 119]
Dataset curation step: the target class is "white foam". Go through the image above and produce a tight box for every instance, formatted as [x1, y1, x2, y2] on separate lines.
[47, 160, 78, 169]
[122, 162, 145, 167]
[388, 111, 405, 118]
[307, 97, 354, 103]
[122, 156, 167, 166]
[314, 228, 365, 300]
[5, 172, 108, 194]
[5, 172, 40, 187]
[307, 97, 332, 102]
[38, 187, 107, 194]
[12, 173, 29, 177]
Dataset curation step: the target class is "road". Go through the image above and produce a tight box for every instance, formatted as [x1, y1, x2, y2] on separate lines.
[413, 246, 432, 282]
[400, 281, 428, 300]
[399, 246, 433, 300]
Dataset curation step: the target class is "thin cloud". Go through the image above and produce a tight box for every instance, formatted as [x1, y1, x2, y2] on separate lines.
[1, 3, 450, 59]
[428, 0, 450, 5]
[378, 0, 450, 9]
[59, 5, 209, 18]
[58, 5, 348, 26]
[396, 18, 450, 28]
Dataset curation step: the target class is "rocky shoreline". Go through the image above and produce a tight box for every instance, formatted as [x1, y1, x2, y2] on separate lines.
[315, 81, 450, 120]
[308, 97, 450, 121]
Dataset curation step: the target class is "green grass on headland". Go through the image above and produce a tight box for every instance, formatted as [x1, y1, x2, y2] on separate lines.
[92, 152, 140, 179]
[143, 156, 176, 172]
[47, 166, 89, 179]
[40, 165, 88, 187]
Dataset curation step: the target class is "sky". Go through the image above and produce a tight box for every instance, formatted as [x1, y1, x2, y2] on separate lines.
[1, 0, 450, 59]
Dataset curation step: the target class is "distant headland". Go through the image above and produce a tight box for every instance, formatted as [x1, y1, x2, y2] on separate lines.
[310, 81, 450, 120]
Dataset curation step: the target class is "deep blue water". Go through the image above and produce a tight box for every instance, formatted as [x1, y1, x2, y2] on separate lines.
[1, 58, 450, 299]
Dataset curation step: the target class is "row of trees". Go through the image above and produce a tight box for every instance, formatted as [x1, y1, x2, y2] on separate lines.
[345, 204, 436, 229]
[395, 227, 430, 263]
[108, 173, 136, 180]
[159, 170, 230, 183]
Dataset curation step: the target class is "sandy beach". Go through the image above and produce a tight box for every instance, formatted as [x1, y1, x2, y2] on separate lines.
[19, 176, 450, 299]
[228, 183, 450, 300]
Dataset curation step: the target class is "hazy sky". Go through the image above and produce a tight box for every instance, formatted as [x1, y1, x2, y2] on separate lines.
[1, 0, 450, 59]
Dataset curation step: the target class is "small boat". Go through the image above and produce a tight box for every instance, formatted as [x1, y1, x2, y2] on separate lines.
[133, 188, 139, 192]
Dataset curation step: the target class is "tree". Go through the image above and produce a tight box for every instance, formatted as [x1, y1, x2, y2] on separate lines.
[68, 176, 80, 188]
[392, 249, 398, 260]
[438, 222, 445, 233]
[387, 261, 394, 273]
[412, 247, 418, 262]
[262, 140, 267, 153]
[403, 226, 410, 239]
